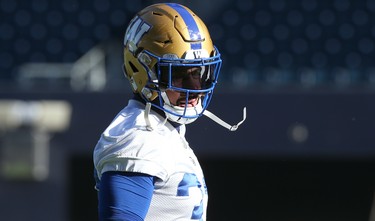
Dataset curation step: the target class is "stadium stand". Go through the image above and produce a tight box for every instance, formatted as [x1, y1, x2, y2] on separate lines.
[1, 0, 375, 89]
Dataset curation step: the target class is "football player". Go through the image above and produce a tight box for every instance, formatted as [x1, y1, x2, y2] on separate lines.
[93, 3, 245, 220]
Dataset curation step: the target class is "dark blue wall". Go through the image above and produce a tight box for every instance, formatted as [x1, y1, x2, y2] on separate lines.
[2, 90, 374, 159]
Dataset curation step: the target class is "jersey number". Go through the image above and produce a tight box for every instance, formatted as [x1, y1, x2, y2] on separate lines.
[177, 173, 205, 220]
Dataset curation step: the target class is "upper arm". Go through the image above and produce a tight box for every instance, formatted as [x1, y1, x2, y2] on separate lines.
[98, 171, 155, 221]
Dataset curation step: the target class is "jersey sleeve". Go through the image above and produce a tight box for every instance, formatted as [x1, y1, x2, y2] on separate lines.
[95, 127, 176, 181]
[94, 102, 179, 182]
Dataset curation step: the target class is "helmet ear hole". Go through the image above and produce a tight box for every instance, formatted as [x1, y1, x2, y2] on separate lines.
[129, 61, 138, 73]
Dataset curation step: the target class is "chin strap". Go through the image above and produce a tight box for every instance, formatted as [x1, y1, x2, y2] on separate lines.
[144, 102, 168, 131]
[144, 102, 153, 131]
[203, 107, 247, 131]
[145, 101, 246, 132]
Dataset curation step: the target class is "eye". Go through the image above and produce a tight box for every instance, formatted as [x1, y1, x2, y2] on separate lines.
[189, 68, 201, 79]
[172, 67, 201, 79]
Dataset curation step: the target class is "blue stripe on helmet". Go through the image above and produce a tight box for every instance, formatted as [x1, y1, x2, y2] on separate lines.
[166, 3, 202, 50]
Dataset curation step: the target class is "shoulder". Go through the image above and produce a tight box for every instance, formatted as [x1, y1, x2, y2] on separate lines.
[97, 99, 178, 151]
[103, 100, 144, 137]
[106, 99, 173, 136]
[94, 99, 185, 180]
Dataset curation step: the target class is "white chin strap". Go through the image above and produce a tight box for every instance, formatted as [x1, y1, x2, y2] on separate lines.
[159, 91, 247, 130]
[203, 107, 247, 131]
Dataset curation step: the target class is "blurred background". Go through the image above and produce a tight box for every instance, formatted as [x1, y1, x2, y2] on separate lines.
[0, 0, 375, 220]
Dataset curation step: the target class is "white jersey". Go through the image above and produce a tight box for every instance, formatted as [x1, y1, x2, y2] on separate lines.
[93, 99, 208, 221]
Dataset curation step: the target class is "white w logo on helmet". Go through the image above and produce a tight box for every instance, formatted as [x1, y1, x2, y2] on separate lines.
[184, 49, 209, 59]
[124, 16, 151, 53]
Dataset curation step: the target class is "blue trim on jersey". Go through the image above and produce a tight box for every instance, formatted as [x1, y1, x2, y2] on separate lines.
[97, 171, 155, 221]
[166, 3, 202, 50]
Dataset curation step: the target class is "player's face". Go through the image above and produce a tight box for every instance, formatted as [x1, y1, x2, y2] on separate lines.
[163, 66, 203, 107]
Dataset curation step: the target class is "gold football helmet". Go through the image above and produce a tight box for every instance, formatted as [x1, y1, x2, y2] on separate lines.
[123, 3, 222, 124]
